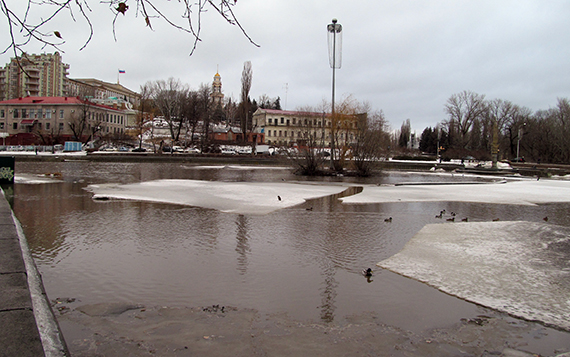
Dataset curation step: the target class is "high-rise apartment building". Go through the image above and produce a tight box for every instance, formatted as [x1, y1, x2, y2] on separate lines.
[0, 52, 70, 100]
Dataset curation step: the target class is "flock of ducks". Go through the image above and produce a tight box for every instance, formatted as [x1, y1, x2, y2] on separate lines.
[435, 209, 468, 222]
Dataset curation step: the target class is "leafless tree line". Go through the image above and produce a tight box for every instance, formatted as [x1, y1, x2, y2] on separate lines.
[289, 96, 391, 176]
[421, 90, 570, 164]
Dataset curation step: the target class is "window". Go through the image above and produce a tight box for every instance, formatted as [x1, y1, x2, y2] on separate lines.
[268, 118, 272, 124]
[284, 131, 287, 137]
[46, 123, 50, 130]
[37, 109, 42, 118]
[293, 118, 296, 125]
[46, 110, 51, 119]
[267, 130, 271, 137]
[0, 109, 4, 118]
[13, 123, 18, 130]
[0, 123, 4, 130]
[286, 119, 290, 126]
[279, 130, 282, 137]
[59, 123, 64, 131]
[29, 109, 35, 118]
[280, 117, 284, 124]
[22, 109, 27, 118]
[59, 109, 64, 119]
[13, 109, 19, 118]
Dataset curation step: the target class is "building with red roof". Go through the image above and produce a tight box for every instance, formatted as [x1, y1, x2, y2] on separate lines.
[0, 96, 131, 145]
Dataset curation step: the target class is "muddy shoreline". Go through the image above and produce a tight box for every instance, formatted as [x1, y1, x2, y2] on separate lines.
[52, 300, 570, 356]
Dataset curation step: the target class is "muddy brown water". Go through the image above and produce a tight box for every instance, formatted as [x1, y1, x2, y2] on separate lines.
[8, 161, 570, 356]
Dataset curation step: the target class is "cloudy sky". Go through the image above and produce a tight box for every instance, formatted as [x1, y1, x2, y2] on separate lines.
[2, 1, 569, 132]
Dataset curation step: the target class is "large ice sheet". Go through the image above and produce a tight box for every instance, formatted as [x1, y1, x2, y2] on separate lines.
[87, 179, 347, 214]
[378, 221, 570, 331]
[341, 179, 570, 206]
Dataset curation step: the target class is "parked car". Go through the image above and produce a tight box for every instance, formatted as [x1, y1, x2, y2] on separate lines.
[132, 147, 146, 152]
[184, 147, 201, 154]
[511, 157, 525, 163]
[220, 148, 237, 155]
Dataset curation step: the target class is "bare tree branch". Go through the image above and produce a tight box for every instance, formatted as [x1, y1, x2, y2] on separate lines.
[1, 0, 258, 58]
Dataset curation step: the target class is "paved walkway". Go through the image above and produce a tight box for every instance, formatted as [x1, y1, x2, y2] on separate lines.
[0, 189, 67, 356]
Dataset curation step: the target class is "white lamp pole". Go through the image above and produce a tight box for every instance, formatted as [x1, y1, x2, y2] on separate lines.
[327, 18, 342, 168]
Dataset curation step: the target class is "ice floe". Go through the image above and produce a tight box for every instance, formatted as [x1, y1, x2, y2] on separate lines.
[341, 179, 570, 206]
[378, 221, 570, 331]
[14, 173, 63, 184]
[87, 179, 347, 214]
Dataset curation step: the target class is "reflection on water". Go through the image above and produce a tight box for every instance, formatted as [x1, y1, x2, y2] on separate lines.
[10, 161, 570, 332]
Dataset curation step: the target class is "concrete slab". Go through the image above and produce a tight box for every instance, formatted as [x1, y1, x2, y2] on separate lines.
[0, 310, 44, 357]
[0, 273, 34, 311]
[0, 220, 19, 239]
[0, 238, 26, 273]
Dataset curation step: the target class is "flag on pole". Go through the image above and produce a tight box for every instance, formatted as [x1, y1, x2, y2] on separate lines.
[118, 69, 126, 73]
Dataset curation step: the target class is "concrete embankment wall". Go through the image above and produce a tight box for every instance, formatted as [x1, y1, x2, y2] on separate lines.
[0, 188, 68, 357]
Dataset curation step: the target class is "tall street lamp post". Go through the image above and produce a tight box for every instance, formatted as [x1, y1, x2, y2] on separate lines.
[516, 122, 526, 160]
[327, 18, 342, 169]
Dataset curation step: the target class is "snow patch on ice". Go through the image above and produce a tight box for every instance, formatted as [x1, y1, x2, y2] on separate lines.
[378, 221, 570, 331]
[87, 179, 347, 214]
[14, 174, 62, 184]
[341, 179, 570, 206]
[186, 165, 289, 170]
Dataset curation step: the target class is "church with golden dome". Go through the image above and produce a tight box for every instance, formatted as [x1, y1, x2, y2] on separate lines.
[210, 71, 224, 107]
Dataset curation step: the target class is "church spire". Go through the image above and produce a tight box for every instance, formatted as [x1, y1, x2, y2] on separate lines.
[211, 68, 224, 106]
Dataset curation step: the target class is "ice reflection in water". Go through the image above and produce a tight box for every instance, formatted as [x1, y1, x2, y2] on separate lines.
[10, 161, 570, 332]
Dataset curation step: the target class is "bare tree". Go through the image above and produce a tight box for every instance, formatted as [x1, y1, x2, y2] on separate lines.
[1, 0, 258, 60]
[68, 97, 103, 143]
[397, 119, 411, 149]
[197, 83, 212, 152]
[131, 82, 155, 150]
[444, 91, 487, 149]
[239, 61, 253, 138]
[181, 89, 201, 146]
[151, 78, 187, 143]
[351, 109, 390, 176]
[287, 106, 329, 175]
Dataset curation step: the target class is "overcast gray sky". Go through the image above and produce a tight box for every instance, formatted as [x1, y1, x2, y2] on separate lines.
[2, 1, 569, 132]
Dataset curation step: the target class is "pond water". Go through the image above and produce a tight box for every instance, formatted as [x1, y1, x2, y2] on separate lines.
[8, 161, 570, 354]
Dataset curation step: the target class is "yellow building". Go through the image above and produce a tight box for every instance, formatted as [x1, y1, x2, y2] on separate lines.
[252, 108, 362, 147]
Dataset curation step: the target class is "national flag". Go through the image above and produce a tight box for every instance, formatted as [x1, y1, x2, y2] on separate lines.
[118, 69, 126, 74]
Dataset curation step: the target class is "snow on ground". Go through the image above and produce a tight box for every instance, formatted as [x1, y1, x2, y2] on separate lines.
[341, 179, 570, 206]
[87, 179, 347, 214]
[378, 221, 570, 331]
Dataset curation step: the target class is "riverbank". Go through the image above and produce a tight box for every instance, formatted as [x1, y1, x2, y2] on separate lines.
[5, 151, 570, 178]
[0, 188, 67, 356]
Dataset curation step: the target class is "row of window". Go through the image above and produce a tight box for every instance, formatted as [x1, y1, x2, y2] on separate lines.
[266, 129, 355, 141]
[0, 108, 124, 125]
[0, 122, 62, 131]
[267, 117, 326, 127]
[265, 117, 358, 129]
[0, 121, 124, 133]
[1, 108, 58, 119]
